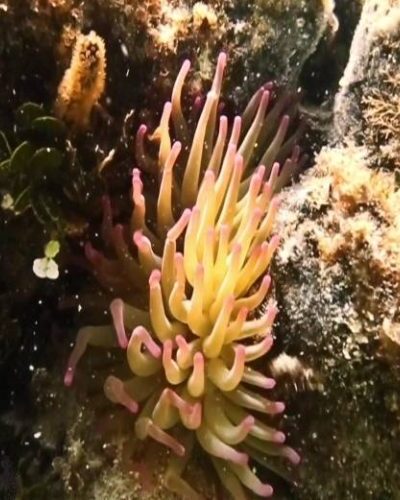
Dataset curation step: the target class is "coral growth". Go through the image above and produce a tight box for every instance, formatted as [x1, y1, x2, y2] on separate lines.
[277, 145, 400, 355]
[192, 2, 218, 30]
[65, 53, 304, 498]
[54, 31, 106, 129]
[149, 1, 219, 52]
[0, 0, 337, 135]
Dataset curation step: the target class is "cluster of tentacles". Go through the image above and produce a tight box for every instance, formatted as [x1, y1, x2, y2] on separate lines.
[65, 53, 303, 498]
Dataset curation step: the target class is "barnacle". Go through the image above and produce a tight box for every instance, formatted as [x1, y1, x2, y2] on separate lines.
[54, 30, 106, 129]
[65, 53, 303, 498]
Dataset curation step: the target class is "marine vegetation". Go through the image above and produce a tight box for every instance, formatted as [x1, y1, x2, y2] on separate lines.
[64, 53, 304, 498]
[0, 101, 103, 235]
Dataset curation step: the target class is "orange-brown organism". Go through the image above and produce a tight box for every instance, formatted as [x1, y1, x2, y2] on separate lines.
[55, 31, 106, 129]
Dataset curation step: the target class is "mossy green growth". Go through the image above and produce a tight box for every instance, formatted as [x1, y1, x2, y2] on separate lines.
[0, 102, 99, 233]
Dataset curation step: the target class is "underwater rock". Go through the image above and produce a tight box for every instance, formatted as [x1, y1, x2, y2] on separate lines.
[273, 146, 400, 498]
[4, 1, 400, 499]
[334, 0, 400, 169]
[0, 0, 338, 121]
[272, 5, 400, 494]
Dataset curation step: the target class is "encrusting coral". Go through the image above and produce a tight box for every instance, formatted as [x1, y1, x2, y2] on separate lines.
[54, 30, 106, 129]
[64, 53, 303, 498]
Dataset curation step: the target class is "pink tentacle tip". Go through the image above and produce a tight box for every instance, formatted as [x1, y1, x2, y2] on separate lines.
[260, 89, 270, 104]
[110, 298, 128, 348]
[132, 167, 142, 180]
[171, 139, 182, 154]
[203, 169, 216, 184]
[149, 269, 161, 288]
[268, 163, 280, 183]
[163, 101, 172, 113]
[273, 431, 286, 444]
[104, 376, 139, 414]
[259, 242, 269, 257]
[263, 81, 274, 91]
[263, 274, 272, 288]
[217, 51, 227, 69]
[256, 164, 266, 180]
[258, 484, 274, 498]
[270, 234, 281, 251]
[175, 334, 188, 350]
[167, 208, 191, 240]
[234, 152, 244, 169]
[175, 443, 186, 457]
[284, 447, 301, 465]
[250, 173, 262, 193]
[127, 401, 139, 413]
[270, 401, 285, 414]
[64, 366, 74, 387]
[193, 351, 204, 369]
[262, 334, 274, 351]
[132, 169, 144, 192]
[242, 415, 255, 432]
[133, 229, 144, 248]
[263, 377, 276, 389]
[281, 114, 290, 129]
[133, 326, 162, 358]
[234, 115, 242, 127]
[219, 114, 228, 128]
[191, 205, 201, 218]
[150, 420, 186, 457]
[174, 252, 184, 266]
[84, 243, 100, 265]
[182, 58, 191, 72]
[266, 303, 279, 322]
[137, 124, 147, 138]
[119, 396, 138, 414]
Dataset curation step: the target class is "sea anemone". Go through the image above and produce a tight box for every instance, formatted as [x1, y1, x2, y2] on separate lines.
[65, 53, 302, 498]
